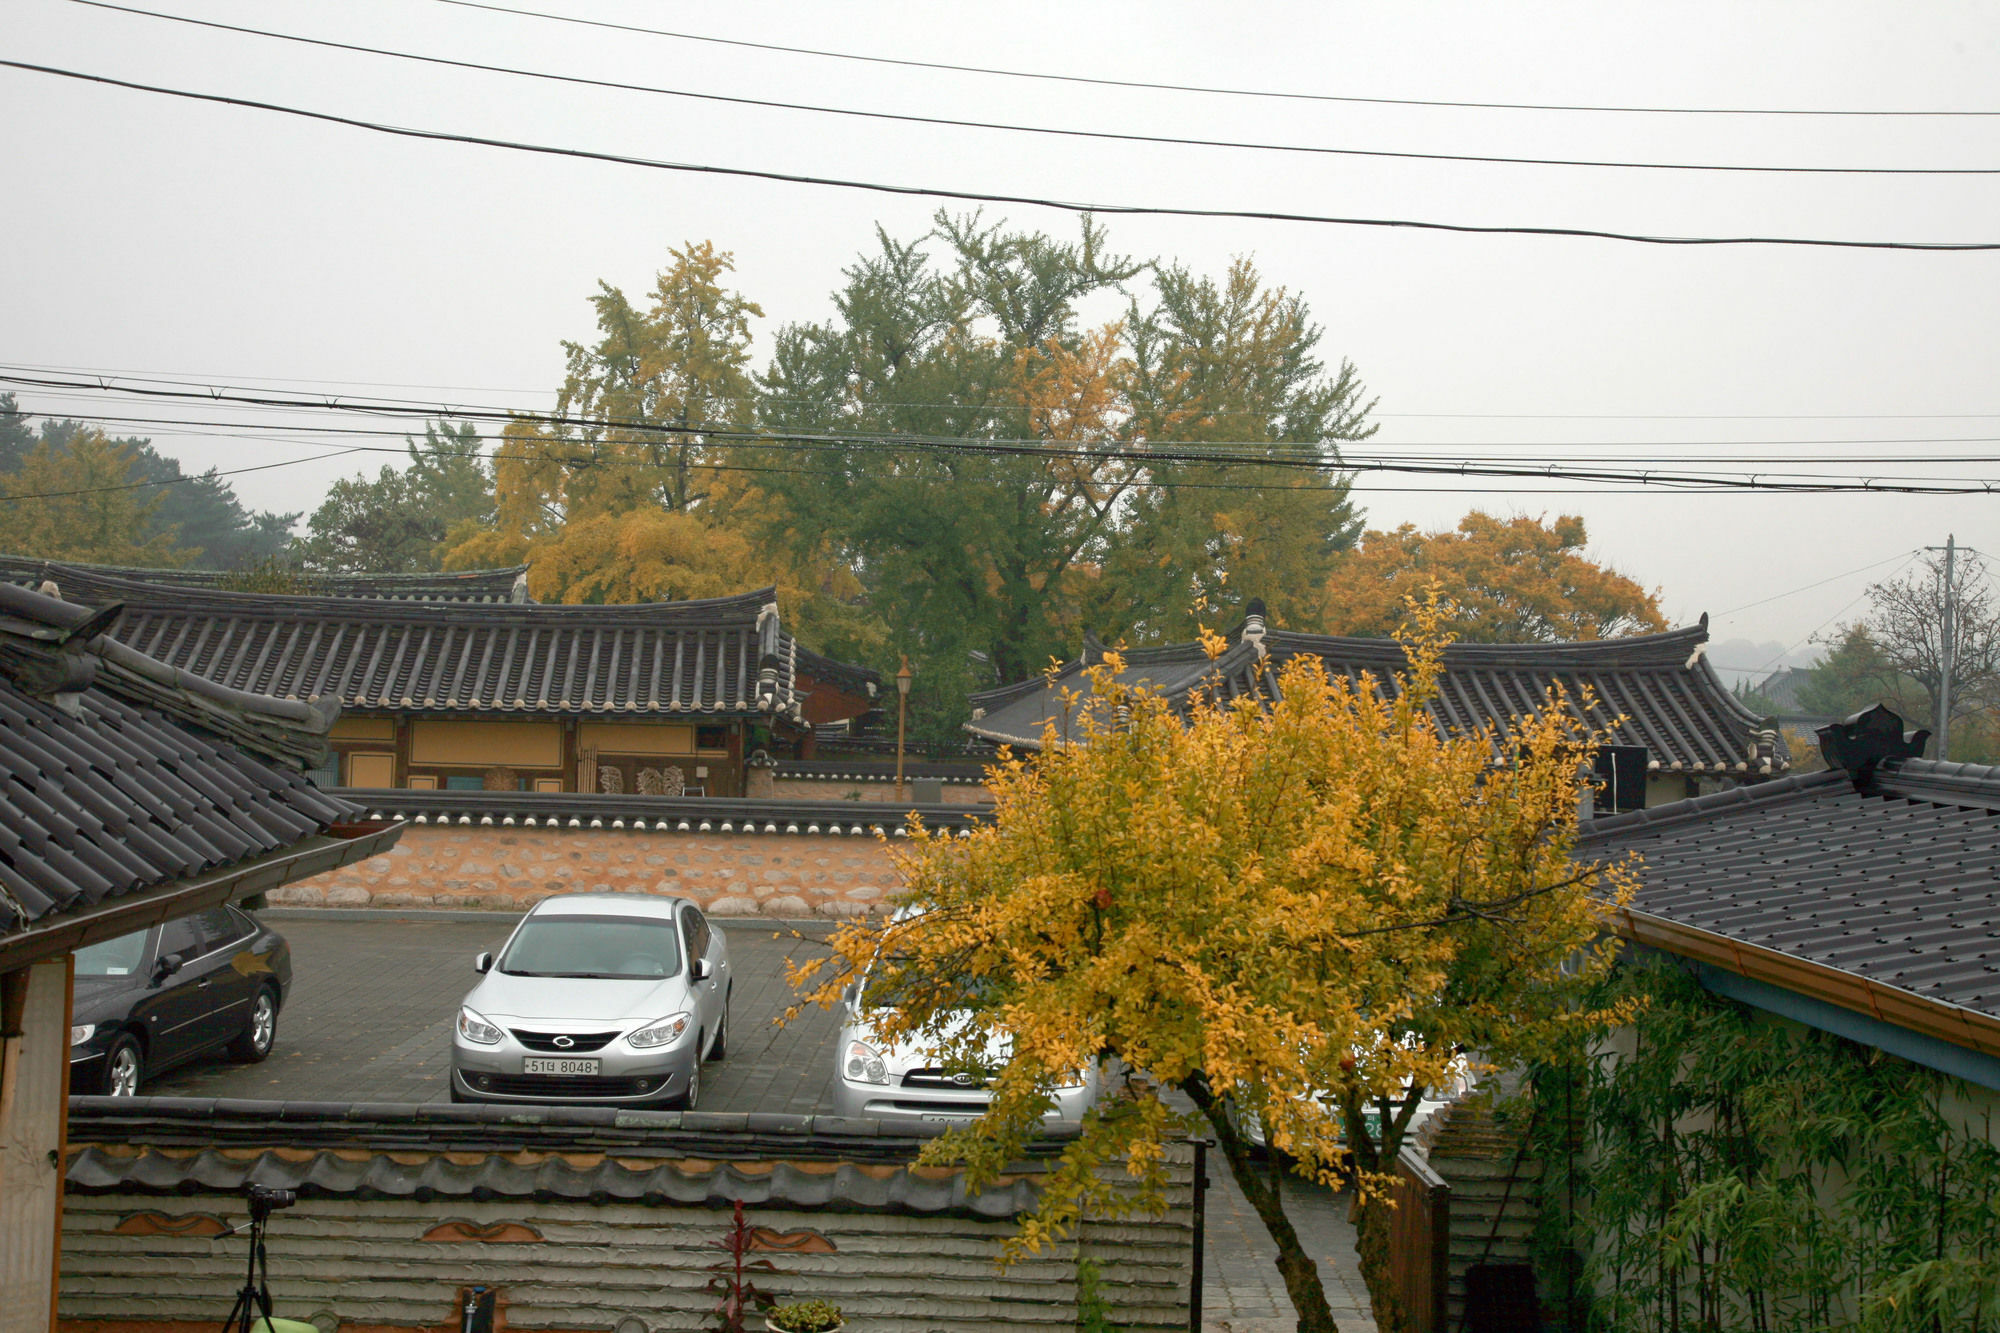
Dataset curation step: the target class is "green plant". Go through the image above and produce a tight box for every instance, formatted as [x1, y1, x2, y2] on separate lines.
[1075, 1254, 1119, 1332]
[1523, 957, 2000, 1332]
[705, 1200, 777, 1333]
[767, 1298, 842, 1332]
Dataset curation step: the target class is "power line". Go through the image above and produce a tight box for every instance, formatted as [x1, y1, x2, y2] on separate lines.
[10, 372, 2000, 494]
[1710, 550, 1922, 619]
[0, 444, 371, 503]
[28, 408, 2000, 470]
[62, 0, 2000, 177]
[9, 58, 2000, 252]
[429, 0, 2000, 119]
[16, 361, 2000, 424]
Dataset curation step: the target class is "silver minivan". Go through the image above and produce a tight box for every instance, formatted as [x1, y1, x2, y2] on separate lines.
[450, 894, 729, 1109]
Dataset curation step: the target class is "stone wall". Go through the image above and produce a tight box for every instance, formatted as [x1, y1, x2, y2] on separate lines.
[271, 822, 909, 918]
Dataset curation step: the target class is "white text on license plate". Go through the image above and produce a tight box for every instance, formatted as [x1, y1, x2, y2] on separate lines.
[523, 1057, 599, 1075]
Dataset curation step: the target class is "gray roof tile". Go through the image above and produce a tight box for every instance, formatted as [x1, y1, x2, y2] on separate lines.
[969, 617, 1778, 775]
[1582, 760, 2000, 1022]
[0, 582, 356, 935]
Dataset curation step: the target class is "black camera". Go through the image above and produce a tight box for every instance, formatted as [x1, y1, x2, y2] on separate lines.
[246, 1184, 297, 1218]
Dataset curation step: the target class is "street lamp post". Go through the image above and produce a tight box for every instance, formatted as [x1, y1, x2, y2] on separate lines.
[895, 656, 913, 804]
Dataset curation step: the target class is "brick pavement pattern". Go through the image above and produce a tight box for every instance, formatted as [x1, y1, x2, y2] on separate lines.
[145, 910, 1374, 1329]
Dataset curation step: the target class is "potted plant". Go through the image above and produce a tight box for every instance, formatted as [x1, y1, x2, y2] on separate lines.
[765, 1299, 843, 1333]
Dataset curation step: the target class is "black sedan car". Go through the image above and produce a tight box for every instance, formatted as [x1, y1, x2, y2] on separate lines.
[69, 904, 293, 1096]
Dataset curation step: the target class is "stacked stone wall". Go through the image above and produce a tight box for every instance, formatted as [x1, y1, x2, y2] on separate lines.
[272, 823, 908, 917]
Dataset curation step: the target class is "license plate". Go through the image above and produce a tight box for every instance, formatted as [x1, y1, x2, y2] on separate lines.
[922, 1113, 980, 1123]
[523, 1057, 599, 1076]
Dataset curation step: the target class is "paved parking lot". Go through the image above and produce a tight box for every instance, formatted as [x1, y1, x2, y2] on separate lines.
[145, 910, 1373, 1330]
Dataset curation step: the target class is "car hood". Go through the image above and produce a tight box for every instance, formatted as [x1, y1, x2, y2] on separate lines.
[464, 973, 693, 1027]
[843, 1009, 1012, 1075]
[71, 974, 143, 1023]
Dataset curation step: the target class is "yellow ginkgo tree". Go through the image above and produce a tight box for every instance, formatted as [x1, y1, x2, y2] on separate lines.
[791, 600, 1637, 1333]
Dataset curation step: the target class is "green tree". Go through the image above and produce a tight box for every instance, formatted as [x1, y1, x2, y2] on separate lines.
[0, 393, 32, 473]
[296, 421, 495, 574]
[752, 214, 1373, 738]
[1796, 624, 1908, 718]
[753, 214, 1146, 739]
[1095, 256, 1371, 642]
[0, 430, 194, 566]
[791, 606, 1632, 1333]
[2, 408, 296, 568]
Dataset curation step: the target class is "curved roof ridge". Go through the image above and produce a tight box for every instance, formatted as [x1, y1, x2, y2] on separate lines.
[1874, 757, 2000, 811]
[25, 569, 780, 624]
[1266, 619, 1711, 667]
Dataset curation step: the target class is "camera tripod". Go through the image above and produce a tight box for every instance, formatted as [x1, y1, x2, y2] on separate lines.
[221, 1185, 305, 1333]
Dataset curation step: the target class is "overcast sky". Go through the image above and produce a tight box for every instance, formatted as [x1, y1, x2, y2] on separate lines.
[7, 0, 1999, 683]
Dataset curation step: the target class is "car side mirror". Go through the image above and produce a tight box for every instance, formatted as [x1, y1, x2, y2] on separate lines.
[690, 958, 710, 982]
[474, 952, 493, 974]
[151, 955, 182, 985]
[841, 981, 859, 1012]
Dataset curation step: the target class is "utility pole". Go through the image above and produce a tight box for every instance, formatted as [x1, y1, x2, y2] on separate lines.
[1936, 535, 1957, 761]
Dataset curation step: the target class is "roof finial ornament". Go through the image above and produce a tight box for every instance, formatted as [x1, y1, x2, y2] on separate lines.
[509, 571, 531, 604]
[37, 579, 60, 600]
[1241, 598, 1268, 654]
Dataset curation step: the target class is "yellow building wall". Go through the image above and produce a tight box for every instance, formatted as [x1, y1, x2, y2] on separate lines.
[408, 721, 561, 769]
[577, 722, 695, 757]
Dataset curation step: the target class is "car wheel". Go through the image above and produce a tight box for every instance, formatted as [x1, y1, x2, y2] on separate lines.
[449, 1080, 468, 1104]
[101, 1034, 143, 1097]
[679, 1055, 700, 1111]
[706, 988, 730, 1061]
[228, 986, 279, 1062]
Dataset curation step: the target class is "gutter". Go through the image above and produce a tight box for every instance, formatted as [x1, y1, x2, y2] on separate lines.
[0, 823, 402, 975]
[1608, 904, 2000, 1066]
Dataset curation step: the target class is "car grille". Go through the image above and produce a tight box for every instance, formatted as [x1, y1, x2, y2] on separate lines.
[479, 1073, 661, 1098]
[901, 1067, 990, 1090]
[510, 1029, 621, 1053]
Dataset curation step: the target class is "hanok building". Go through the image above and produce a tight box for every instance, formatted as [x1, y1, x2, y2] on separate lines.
[965, 605, 1784, 808]
[3, 560, 849, 800]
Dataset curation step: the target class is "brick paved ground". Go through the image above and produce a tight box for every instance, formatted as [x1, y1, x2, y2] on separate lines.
[145, 910, 1374, 1329]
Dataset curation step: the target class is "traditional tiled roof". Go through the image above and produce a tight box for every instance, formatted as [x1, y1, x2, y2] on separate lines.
[967, 613, 1783, 777]
[1581, 753, 2000, 1031]
[14, 571, 800, 720]
[795, 646, 880, 700]
[0, 555, 529, 603]
[65, 1097, 1074, 1216]
[0, 581, 369, 945]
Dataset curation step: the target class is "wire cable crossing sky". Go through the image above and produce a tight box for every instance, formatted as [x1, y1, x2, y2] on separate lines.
[7, 59, 2000, 250]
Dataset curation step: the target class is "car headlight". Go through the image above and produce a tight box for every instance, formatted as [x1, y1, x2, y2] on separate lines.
[843, 1040, 889, 1085]
[626, 1012, 691, 1050]
[70, 1024, 95, 1047]
[457, 1008, 503, 1045]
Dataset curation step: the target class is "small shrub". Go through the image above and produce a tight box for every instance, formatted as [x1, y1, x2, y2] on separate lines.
[767, 1299, 843, 1332]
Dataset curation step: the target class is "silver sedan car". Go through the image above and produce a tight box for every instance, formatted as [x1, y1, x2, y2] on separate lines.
[831, 970, 1100, 1126]
[450, 894, 729, 1109]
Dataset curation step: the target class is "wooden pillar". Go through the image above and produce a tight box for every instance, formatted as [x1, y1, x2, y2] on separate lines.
[0, 957, 74, 1333]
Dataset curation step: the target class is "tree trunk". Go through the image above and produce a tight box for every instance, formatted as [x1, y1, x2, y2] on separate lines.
[1351, 1191, 1414, 1333]
[1185, 1080, 1342, 1333]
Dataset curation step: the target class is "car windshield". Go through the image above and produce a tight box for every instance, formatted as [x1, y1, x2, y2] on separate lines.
[74, 929, 149, 977]
[861, 954, 994, 1012]
[498, 915, 682, 980]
